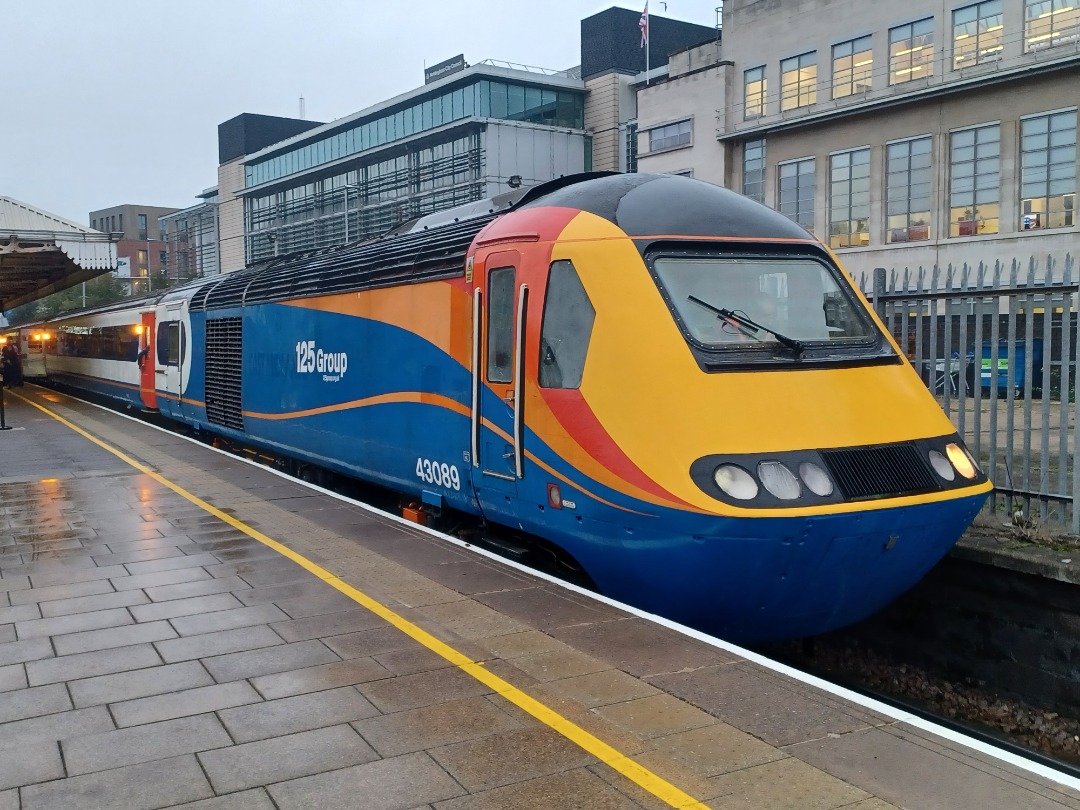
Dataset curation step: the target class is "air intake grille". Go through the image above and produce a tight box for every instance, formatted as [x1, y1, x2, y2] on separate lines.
[205, 317, 244, 431]
[820, 443, 938, 501]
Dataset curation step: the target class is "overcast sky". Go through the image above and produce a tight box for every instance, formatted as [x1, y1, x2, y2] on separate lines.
[5, 0, 721, 225]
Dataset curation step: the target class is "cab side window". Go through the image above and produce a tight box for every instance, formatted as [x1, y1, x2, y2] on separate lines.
[540, 261, 595, 389]
[487, 267, 515, 383]
[156, 322, 184, 366]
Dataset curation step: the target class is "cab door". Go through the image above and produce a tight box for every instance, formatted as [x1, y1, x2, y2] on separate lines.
[154, 300, 189, 421]
[471, 251, 529, 496]
[138, 311, 157, 409]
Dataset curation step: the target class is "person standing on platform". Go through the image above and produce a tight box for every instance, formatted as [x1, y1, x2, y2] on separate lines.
[1, 343, 23, 387]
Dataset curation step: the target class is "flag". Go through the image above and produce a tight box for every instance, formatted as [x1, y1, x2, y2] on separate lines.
[639, 2, 649, 48]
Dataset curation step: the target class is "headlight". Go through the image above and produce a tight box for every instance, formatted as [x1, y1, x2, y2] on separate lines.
[928, 450, 955, 481]
[714, 465, 758, 500]
[798, 461, 834, 496]
[758, 461, 801, 500]
[946, 442, 978, 479]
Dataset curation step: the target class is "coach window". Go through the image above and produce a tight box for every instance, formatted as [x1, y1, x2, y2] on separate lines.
[540, 261, 595, 389]
[487, 267, 515, 383]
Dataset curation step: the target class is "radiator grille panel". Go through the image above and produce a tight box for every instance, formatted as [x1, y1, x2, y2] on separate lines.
[820, 443, 938, 501]
[205, 318, 244, 431]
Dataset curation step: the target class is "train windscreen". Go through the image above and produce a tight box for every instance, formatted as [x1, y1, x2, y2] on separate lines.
[652, 254, 885, 358]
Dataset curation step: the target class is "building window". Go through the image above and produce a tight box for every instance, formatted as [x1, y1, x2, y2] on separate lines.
[1025, 0, 1080, 51]
[949, 124, 1000, 237]
[745, 66, 767, 119]
[743, 139, 766, 204]
[889, 18, 935, 84]
[137, 249, 148, 271]
[138, 213, 148, 241]
[954, 1, 1004, 68]
[829, 148, 871, 248]
[1020, 110, 1076, 230]
[624, 121, 638, 172]
[648, 120, 692, 151]
[886, 137, 933, 242]
[832, 36, 873, 99]
[780, 52, 817, 111]
[778, 157, 816, 233]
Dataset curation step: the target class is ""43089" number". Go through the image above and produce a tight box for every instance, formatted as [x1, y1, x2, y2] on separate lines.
[415, 458, 460, 490]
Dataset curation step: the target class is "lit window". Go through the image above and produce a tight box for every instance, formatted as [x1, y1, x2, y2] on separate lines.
[743, 139, 766, 204]
[890, 18, 935, 84]
[648, 120, 692, 151]
[1025, 0, 1080, 52]
[949, 124, 1000, 237]
[745, 66, 767, 119]
[778, 157, 816, 233]
[829, 148, 871, 248]
[954, 1, 1004, 68]
[780, 52, 817, 111]
[832, 36, 873, 99]
[1019, 110, 1076, 230]
[886, 137, 933, 242]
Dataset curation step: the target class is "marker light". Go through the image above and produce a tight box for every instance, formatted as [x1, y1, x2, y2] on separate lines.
[134, 325, 144, 335]
[928, 450, 955, 481]
[714, 465, 758, 500]
[798, 461, 834, 497]
[946, 442, 978, 479]
[758, 461, 801, 500]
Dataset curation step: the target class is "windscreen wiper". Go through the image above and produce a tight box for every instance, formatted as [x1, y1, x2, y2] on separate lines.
[688, 295, 805, 357]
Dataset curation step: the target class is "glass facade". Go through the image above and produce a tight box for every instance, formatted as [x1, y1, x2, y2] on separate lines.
[778, 157, 816, 232]
[832, 36, 873, 99]
[780, 52, 817, 111]
[246, 78, 584, 188]
[743, 139, 766, 204]
[1020, 109, 1076, 230]
[949, 123, 1000, 236]
[889, 18, 935, 84]
[886, 137, 933, 242]
[828, 148, 871, 248]
[953, 1, 1004, 67]
[246, 133, 484, 262]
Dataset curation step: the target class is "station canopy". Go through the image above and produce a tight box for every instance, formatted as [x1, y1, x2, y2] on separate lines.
[0, 197, 118, 311]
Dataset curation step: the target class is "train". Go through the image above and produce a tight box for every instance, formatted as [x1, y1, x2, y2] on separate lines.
[16, 172, 991, 642]
[1, 325, 49, 378]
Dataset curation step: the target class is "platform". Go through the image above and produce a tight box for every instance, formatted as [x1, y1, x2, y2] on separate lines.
[0, 384, 1078, 809]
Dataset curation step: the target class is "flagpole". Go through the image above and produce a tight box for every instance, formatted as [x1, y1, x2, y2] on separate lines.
[645, 3, 651, 86]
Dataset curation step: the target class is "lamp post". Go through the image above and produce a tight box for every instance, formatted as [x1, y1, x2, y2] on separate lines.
[341, 183, 362, 244]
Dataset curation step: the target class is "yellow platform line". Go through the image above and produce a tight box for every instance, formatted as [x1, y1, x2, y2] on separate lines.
[21, 392, 710, 810]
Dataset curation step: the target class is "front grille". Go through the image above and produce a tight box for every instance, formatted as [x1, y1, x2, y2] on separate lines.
[205, 317, 244, 431]
[820, 443, 938, 501]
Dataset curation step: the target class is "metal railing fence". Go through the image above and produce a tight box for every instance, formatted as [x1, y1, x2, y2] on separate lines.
[859, 254, 1080, 535]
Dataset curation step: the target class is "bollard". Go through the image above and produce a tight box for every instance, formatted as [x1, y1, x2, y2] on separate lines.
[0, 381, 10, 431]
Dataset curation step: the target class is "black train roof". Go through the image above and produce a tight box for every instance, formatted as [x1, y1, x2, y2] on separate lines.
[193, 173, 815, 312]
[520, 173, 814, 242]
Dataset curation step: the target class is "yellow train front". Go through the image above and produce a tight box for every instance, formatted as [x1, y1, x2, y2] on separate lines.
[475, 173, 990, 642]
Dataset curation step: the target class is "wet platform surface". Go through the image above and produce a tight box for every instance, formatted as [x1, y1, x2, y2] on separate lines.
[0, 384, 1078, 809]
